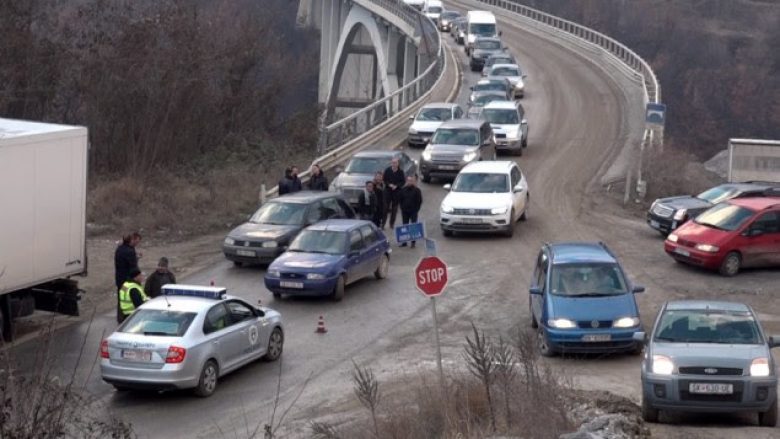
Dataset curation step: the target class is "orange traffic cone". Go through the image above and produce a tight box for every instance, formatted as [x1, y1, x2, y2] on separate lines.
[315, 315, 328, 334]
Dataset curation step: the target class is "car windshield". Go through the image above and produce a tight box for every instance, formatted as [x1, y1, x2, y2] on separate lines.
[289, 230, 346, 255]
[120, 309, 197, 337]
[694, 203, 755, 231]
[472, 94, 503, 106]
[491, 67, 519, 77]
[696, 186, 739, 204]
[482, 109, 518, 124]
[474, 82, 506, 92]
[428, 6, 442, 13]
[250, 201, 307, 225]
[432, 128, 479, 146]
[442, 12, 460, 20]
[654, 309, 762, 344]
[417, 108, 453, 122]
[452, 173, 509, 193]
[476, 40, 500, 50]
[550, 263, 628, 296]
[488, 57, 513, 66]
[345, 157, 387, 174]
[470, 23, 496, 36]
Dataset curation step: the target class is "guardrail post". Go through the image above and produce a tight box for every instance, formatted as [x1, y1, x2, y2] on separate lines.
[259, 184, 267, 204]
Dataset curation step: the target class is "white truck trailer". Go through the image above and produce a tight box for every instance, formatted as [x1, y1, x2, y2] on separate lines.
[0, 118, 87, 341]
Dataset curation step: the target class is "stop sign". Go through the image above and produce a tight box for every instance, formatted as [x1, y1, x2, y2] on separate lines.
[415, 256, 448, 297]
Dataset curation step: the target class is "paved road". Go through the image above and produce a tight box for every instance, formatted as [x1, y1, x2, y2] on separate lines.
[10, 2, 780, 438]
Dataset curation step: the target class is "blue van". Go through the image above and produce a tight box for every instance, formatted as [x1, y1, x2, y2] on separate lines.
[529, 242, 645, 356]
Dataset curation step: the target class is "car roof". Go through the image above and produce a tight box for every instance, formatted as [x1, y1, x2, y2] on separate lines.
[439, 119, 484, 129]
[307, 219, 373, 232]
[477, 77, 509, 85]
[472, 90, 508, 97]
[274, 191, 341, 203]
[475, 36, 501, 43]
[491, 63, 520, 70]
[461, 160, 516, 174]
[483, 100, 518, 110]
[664, 300, 751, 312]
[140, 294, 243, 313]
[547, 242, 616, 265]
[420, 102, 459, 110]
[728, 196, 780, 210]
[353, 149, 400, 159]
[486, 53, 514, 60]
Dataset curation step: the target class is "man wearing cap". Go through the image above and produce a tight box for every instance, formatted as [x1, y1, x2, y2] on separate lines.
[144, 257, 177, 298]
[118, 269, 149, 323]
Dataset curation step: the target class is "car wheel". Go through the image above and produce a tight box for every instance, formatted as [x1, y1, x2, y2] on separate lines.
[272, 291, 282, 299]
[375, 254, 390, 279]
[530, 306, 538, 329]
[504, 212, 515, 238]
[515, 146, 523, 157]
[641, 395, 659, 423]
[332, 275, 346, 302]
[537, 327, 556, 357]
[194, 360, 219, 397]
[113, 384, 132, 392]
[759, 399, 778, 427]
[233, 261, 243, 268]
[263, 327, 284, 362]
[719, 251, 741, 277]
[522, 137, 528, 148]
[629, 343, 643, 356]
[442, 228, 453, 237]
[520, 197, 529, 221]
[422, 173, 431, 183]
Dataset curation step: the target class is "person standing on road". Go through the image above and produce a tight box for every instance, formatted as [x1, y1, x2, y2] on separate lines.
[144, 257, 177, 298]
[399, 175, 423, 248]
[307, 164, 328, 191]
[357, 181, 378, 221]
[114, 232, 141, 323]
[383, 158, 405, 229]
[278, 167, 293, 195]
[289, 165, 303, 193]
[118, 268, 148, 323]
[372, 171, 386, 228]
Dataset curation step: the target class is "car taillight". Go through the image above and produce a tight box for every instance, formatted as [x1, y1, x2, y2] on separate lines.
[100, 339, 109, 359]
[165, 346, 187, 364]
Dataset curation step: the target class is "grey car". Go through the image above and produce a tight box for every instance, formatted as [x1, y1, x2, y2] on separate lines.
[637, 300, 779, 426]
[466, 90, 507, 119]
[420, 119, 497, 183]
[469, 78, 513, 104]
[223, 192, 355, 266]
[481, 54, 517, 76]
[330, 150, 417, 206]
[469, 37, 506, 72]
[100, 285, 284, 397]
[452, 18, 467, 45]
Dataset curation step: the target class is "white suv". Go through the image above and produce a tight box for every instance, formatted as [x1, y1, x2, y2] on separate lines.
[440, 161, 529, 237]
[481, 100, 528, 155]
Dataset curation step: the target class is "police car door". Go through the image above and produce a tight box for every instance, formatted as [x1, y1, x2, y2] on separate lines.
[225, 300, 264, 365]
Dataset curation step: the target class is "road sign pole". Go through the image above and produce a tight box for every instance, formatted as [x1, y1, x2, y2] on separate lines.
[430, 296, 445, 392]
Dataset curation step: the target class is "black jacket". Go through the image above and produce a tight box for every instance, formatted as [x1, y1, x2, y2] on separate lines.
[373, 182, 385, 208]
[289, 176, 303, 193]
[144, 270, 177, 298]
[399, 185, 423, 213]
[308, 173, 328, 191]
[278, 177, 291, 195]
[114, 243, 138, 289]
[383, 167, 405, 193]
[357, 190, 378, 219]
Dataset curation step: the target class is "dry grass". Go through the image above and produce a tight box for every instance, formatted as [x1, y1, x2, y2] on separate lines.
[641, 144, 722, 206]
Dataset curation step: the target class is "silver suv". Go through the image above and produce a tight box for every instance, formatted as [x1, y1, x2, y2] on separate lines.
[420, 119, 497, 183]
[481, 100, 528, 155]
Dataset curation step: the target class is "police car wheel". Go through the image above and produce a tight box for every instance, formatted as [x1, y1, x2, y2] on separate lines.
[194, 360, 219, 397]
[263, 328, 284, 362]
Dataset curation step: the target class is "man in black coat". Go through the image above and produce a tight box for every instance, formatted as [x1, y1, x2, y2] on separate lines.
[114, 232, 141, 322]
[357, 181, 378, 221]
[289, 166, 303, 193]
[399, 176, 423, 247]
[307, 164, 328, 191]
[144, 257, 177, 298]
[278, 168, 292, 195]
[372, 171, 385, 228]
[383, 158, 405, 229]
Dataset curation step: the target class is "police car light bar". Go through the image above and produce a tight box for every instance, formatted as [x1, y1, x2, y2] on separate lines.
[162, 284, 226, 299]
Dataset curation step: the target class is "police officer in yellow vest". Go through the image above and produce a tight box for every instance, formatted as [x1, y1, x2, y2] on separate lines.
[118, 268, 149, 323]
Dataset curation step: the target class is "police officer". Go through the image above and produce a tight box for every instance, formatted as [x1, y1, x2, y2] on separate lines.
[118, 268, 149, 323]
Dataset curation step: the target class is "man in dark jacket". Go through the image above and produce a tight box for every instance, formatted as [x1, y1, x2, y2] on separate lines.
[114, 232, 141, 323]
[357, 181, 378, 221]
[372, 171, 385, 228]
[399, 175, 423, 248]
[307, 164, 328, 191]
[383, 158, 405, 229]
[278, 168, 292, 195]
[144, 257, 177, 298]
[289, 166, 303, 193]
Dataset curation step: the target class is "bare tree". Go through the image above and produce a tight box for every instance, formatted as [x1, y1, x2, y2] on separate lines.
[493, 336, 518, 428]
[463, 323, 496, 432]
[351, 360, 381, 438]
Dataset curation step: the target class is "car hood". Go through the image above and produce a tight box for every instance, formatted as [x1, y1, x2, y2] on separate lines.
[428, 144, 476, 153]
[549, 293, 638, 321]
[655, 195, 712, 210]
[229, 222, 300, 241]
[652, 342, 767, 369]
[269, 251, 345, 271]
[442, 192, 512, 209]
[334, 173, 374, 189]
[673, 221, 733, 246]
[491, 124, 521, 136]
[410, 120, 444, 133]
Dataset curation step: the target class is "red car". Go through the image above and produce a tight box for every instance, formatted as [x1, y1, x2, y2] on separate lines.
[664, 197, 780, 276]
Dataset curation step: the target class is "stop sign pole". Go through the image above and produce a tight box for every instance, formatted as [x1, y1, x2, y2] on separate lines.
[415, 255, 448, 390]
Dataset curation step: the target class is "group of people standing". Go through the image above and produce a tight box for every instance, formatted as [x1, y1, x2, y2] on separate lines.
[278, 164, 328, 195]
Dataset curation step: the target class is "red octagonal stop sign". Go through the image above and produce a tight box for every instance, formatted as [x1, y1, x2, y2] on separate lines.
[415, 256, 448, 297]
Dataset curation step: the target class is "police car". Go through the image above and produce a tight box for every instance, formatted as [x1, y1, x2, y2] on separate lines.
[100, 284, 283, 397]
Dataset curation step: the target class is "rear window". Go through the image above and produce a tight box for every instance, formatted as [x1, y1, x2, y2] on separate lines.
[120, 309, 197, 337]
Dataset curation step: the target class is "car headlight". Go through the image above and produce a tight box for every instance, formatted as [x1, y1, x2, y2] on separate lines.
[548, 318, 577, 329]
[613, 317, 640, 328]
[491, 206, 508, 215]
[467, 34, 476, 43]
[514, 80, 525, 90]
[261, 241, 278, 248]
[750, 358, 771, 377]
[667, 233, 679, 243]
[506, 129, 520, 140]
[469, 94, 476, 103]
[409, 127, 418, 135]
[695, 243, 719, 253]
[422, 150, 432, 161]
[224, 237, 235, 246]
[266, 269, 280, 278]
[673, 208, 687, 221]
[306, 273, 326, 280]
[463, 151, 478, 162]
[441, 204, 454, 214]
[651, 355, 674, 375]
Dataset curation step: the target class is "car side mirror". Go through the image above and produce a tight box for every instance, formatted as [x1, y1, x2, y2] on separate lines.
[632, 285, 646, 294]
[334, 166, 343, 175]
[503, 46, 508, 51]
[443, 183, 452, 191]
[513, 184, 524, 193]
[409, 115, 415, 120]
[469, 86, 475, 91]
[632, 331, 647, 343]
[521, 119, 528, 125]
[529, 286, 543, 295]
[254, 306, 265, 317]
[768, 336, 780, 348]
[498, 30, 503, 37]
[522, 74, 528, 78]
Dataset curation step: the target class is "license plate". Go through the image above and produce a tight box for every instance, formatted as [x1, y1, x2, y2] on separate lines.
[121, 349, 152, 362]
[649, 220, 660, 228]
[438, 165, 457, 170]
[237, 249, 256, 257]
[689, 383, 733, 395]
[280, 281, 303, 289]
[673, 247, 690, 257]
[460, 218, 483, 224]
[582, 334, 611, 342]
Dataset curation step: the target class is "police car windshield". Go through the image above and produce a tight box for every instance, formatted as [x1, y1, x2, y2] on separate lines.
[120, 309, 197, 337]
[289, 230, 347, 255]
[250, 201, 307, 225]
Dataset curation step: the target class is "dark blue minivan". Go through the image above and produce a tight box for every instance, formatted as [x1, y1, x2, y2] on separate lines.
[529, 242, 645, 356]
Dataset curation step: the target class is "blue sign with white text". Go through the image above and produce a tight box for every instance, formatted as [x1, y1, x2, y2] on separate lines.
[395, 222, 425, 243]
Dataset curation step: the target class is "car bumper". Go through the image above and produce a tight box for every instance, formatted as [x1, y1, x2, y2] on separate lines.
[264, 276, 338, 296]
[664, 242, 722, 270]
[440, 213, 511, 233]
[646, 212, 677, 234]
[223, 245, 283, 264]
[544, 327, 641, 354]
[495, 139, 522, 151]
[470, 58, 486, 68]
[642, 373, 777, 413]
[514, 88, 524, 98]
[408, 133, 433, 146]
[101, 359, 200, 390]
[420, 160, 470, 177]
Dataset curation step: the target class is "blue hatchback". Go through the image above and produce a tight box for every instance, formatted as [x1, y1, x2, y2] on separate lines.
[529, 242, 645, 356]
[264, 220, 391, 301]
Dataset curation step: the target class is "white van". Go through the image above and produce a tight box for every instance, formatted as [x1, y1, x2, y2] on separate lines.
[466, 11, 499, 54]
[424, 0, 444, 23]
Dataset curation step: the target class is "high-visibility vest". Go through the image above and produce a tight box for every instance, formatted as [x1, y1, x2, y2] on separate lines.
[119, 281, 148, 316]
